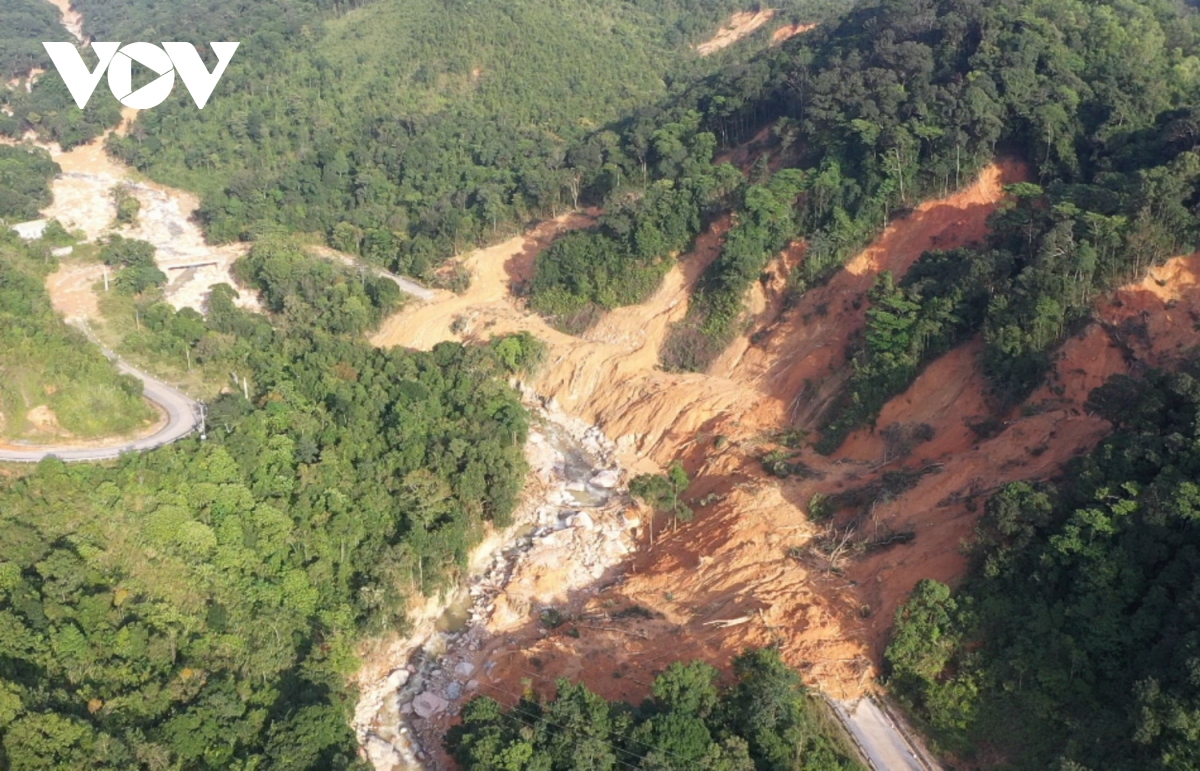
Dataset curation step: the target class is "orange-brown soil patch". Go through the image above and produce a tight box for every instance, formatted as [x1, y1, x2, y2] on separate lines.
[695, 10, 776, 56]
[772, 22, 818, 44]
[373, 162, 1022, 704]
[47, 262, 105, 321]
[373, 162, 1200, 759]
[46, 0, 84, 41]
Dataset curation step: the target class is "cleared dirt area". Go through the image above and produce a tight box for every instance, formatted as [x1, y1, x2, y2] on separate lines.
[365, 161, 1200, 769]
[46, 261, 105, 321]
[38, 131, 258, 316]
[773, 21, 818, 44]
[372, 211, 753, 473]
[695, 9, 776, 56]
[45, 0, 84, 41]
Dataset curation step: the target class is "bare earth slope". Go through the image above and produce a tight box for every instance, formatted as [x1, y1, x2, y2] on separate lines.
[370, 161, 1200, 763]
[695, 10, 777, 56]
[371, 163, 1012, 694]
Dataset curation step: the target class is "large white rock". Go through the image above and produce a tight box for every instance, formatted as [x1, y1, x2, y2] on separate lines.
[386, 668, 410, 691]
[364, 734, 404, 769]
[412, 691, 449, 719]
[569, 512, 594, 530]
[589, 469, 621, 488]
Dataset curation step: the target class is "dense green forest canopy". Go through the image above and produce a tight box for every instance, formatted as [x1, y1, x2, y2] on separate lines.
[528, 0, 1200, 439]
[0, 144, 59, 223]
[0, 0, 60, 80]
[79, 0, 845, 275]
[528, 111, 743, 330]
[446, 649, 865, 771]
[0, 229, 154, 439]
[0, 239, 535, 768]
[886, 364, 1200, 769]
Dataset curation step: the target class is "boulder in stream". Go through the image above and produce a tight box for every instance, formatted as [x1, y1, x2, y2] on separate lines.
[589, 469, 621, 488]
[412, 691, 449, 719]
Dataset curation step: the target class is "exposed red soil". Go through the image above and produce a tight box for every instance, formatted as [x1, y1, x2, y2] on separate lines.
[371, 162, 1200, 748]
[695, 10, 776, 56]
[772, 22, 818, 45]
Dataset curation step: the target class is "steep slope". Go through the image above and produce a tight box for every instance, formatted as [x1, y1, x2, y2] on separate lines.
[373, 151, 1200, 767]
[0, 234, 156, 442]
[368, 161, 1021, 711]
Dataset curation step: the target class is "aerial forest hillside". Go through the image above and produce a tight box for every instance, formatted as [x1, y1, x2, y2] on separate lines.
[83, 0, 846, 275]
[0, 151, 156, 440]
[0, 145, 59, 222]
[530, 0, 1200, 765]
[0, 0, 119, 149]
[6, 0, 1200, 768]
[887, 366, 1200, 769]
[0, 229, 156, 440]
[0, 242, 540, 768]
[533, 0, 1200, 387]
[0, 0, 60, 79]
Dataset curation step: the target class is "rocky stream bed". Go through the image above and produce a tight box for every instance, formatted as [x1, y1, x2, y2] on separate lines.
[354, 394, 639, 770]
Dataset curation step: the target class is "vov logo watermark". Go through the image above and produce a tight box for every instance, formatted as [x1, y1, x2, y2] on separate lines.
[42, 42, 240, 110]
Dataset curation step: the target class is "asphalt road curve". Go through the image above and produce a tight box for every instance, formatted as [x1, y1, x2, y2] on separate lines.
[0, 340, 201, 463]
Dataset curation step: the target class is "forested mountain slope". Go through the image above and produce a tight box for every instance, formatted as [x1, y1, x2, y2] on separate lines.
[515, 0, 1200, 766]
[7, 0, 1200, 768]
[0, 230, 156, 441]
[533, 0, 1200, 396]
[0, 144, 58, 222]
[0, 240, 540, 768]
[888, 366, 1200, 769]
[78, 0, 846, 274]
[0, 0, 119, 148]
[0, 0, 60, 79]
[0, 149, 157, 440]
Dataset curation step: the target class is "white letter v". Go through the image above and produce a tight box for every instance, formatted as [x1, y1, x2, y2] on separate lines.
[163, 42, 240, 109]
[43, 42, 121, 109]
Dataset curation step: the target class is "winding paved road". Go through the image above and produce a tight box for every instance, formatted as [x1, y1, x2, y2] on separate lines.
[0, 325, 202, 463]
